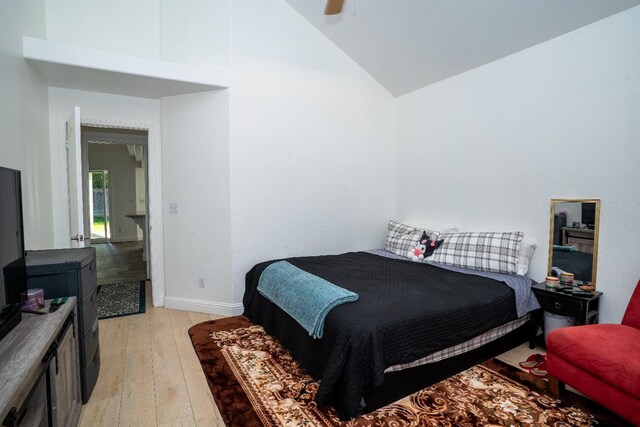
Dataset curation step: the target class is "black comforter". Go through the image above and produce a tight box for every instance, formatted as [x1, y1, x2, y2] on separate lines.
[553, 250, 593, 282]
[243, 252, 518, 419]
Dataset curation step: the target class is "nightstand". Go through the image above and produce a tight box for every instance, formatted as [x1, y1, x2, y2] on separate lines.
[530, 282, 603, 347]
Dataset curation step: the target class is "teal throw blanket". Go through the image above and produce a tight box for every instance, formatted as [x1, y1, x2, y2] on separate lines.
[257, 261, 359, 339]
[553, 245, 577, 252]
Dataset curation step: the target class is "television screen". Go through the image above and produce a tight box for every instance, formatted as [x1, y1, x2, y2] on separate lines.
[581, 203, 596, 229]
[0, 167, 27, 338]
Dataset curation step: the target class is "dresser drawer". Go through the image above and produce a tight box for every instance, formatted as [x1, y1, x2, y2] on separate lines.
[79, 286, 98, 334]
[80, 318, 100, 368]
[535, 293, 584, 318]
[78, 260, 97, 300]
[80, 344, 100, 404]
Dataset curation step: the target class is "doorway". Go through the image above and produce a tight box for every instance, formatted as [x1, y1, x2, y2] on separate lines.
[83, 127, 150, 287]
[89, 170, 111, 242]
[63, 105, 164, 307]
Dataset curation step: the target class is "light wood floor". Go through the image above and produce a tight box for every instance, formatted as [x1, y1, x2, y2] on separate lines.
[80, 282, 546, 426]
[79, 283, 226, 426]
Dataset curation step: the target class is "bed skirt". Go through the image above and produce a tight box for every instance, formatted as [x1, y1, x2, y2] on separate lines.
[363, 313, 539, 413]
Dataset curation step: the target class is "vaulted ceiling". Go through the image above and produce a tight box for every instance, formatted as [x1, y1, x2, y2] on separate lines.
[283, 0, 640, 96]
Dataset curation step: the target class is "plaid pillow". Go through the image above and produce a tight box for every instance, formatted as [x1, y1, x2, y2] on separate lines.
[385, 220, 440, 257]
[431, 231, 524, 274]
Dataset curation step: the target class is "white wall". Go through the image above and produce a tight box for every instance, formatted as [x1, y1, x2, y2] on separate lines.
[229, 0, 397, 304]
[0, 0, 53, 250]
[161, 91, 233, 312]
[44, 0, 159, 60]
[44, 0, 231, 69]
[88, 144, 140, 242]
[396, 6, 640, 323]
[160, 0, 231, 69]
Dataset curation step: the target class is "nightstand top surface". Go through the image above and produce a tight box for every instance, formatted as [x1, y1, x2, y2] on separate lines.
[532, 282, 602, 300]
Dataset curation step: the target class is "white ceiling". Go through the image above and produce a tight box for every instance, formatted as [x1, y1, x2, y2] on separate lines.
[283, 0, 640, 96]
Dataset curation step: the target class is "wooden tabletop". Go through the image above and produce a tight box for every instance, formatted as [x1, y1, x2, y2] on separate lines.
[125, 212, 146, 218]
[0, 298, 76, 421]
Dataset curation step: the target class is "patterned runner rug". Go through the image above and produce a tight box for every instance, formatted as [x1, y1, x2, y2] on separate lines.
[189, 316, 629, 426]
[97, 280, 146, 319]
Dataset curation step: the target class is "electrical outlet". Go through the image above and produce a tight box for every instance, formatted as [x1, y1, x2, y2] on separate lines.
[198, 277, 205, 288]
[169, 202, 179, 214]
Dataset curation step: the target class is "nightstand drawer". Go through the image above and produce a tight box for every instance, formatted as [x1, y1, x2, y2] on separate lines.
[535, 293, 584, 318]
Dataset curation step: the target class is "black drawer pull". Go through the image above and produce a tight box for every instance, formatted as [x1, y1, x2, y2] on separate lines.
[554, 301, 562, 310]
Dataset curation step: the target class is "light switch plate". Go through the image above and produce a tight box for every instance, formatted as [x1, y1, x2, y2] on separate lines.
[169, 202, 179, 214]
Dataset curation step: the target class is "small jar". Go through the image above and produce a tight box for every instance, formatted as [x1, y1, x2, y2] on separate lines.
[559, 272, 574, 286]
[545, 276, 560, 288]
[22, 288, 45, 309]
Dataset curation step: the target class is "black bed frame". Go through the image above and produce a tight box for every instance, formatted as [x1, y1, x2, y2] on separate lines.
[363, 313, 540, 413]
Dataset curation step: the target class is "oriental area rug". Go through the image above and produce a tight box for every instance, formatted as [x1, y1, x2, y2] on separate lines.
[96, 280, 146, 319]
[188, 316, 629, 427]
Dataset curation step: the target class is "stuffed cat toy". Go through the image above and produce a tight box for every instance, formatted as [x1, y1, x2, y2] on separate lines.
[407, 231, 441, 262]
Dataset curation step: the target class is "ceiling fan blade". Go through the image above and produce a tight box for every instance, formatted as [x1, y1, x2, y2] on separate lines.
[324, 0, 344, 15]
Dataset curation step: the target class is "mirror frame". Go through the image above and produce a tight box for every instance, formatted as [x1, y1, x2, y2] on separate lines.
[548, 198, 601, 288]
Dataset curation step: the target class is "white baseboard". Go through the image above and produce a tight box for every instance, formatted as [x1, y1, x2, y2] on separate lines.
[152, 294, 165, 308]
[164, 296, 243, 316]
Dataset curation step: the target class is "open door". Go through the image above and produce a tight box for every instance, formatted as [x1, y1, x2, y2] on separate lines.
[144, 144, 150, 278]
[66, 106, 88, 248]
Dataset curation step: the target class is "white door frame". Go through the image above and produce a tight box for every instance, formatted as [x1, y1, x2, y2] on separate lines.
[81, 117, 165, 307]
[66, 106, 87, 248]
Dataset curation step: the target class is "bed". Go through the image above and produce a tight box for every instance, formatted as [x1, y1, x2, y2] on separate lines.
[552, 249, 593, 282]
[243, 249, 540, 420]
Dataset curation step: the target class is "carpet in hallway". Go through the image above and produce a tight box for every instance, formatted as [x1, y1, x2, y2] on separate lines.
[97, 280, 146, 319]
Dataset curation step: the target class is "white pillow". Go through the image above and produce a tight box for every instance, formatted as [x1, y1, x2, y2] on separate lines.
[515, 238, 537, 276]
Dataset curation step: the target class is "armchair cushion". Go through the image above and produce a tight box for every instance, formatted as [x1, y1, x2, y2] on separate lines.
[547, 324, 640, 398]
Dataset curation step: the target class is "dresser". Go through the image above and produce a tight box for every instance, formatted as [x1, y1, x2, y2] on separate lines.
[0, 299, 81, 427]
[25, 248, 100, 404]
[561, 227, 595, 253]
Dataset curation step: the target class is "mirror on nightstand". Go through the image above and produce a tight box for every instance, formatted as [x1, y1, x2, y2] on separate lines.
[547, 199, 601, 289]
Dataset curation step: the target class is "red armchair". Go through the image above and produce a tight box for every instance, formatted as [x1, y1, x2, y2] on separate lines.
[546, 280, 640, 425]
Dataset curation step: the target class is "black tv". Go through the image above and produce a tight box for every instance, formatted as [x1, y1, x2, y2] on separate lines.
[0, 166, 27, 341]
[582, 203, 596, 229]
